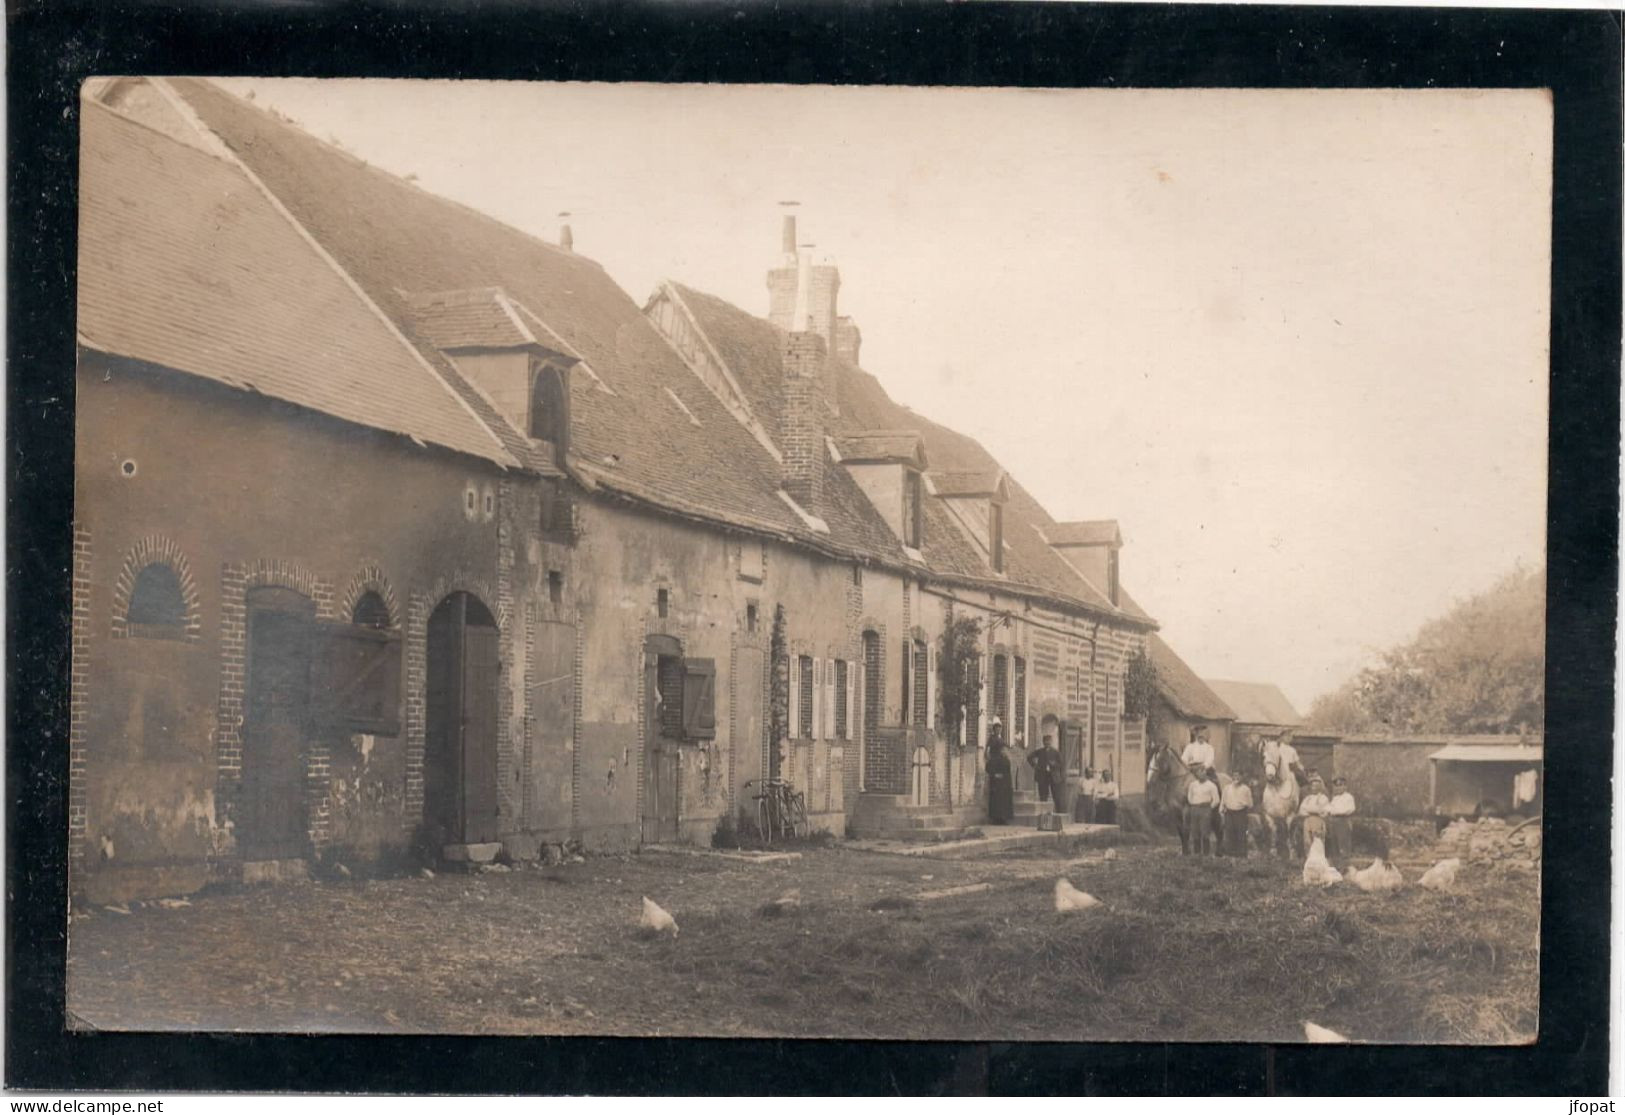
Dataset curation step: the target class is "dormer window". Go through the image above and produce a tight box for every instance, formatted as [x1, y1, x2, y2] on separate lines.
[903, 469, 924, 549]
[529, 360, 570, 449]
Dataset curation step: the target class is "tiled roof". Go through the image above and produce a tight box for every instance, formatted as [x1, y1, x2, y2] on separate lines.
[169, 78, 903, 548]
[930, 469, 1004, 499]
[833, 431, 926, 467]
[1049, 520, 1122, 547]
[77, 100, 514, 466]
[1203, 680, 1303, 727]
[668, 278, 1155, 626]
[1145, 634, 1236, 721]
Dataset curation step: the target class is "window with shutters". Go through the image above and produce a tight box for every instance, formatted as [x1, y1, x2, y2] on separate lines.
[902, 470, 923, 548]
[863, 631, 881, 734]
[312, 619, 402, 736]
[912, 640, 929, 727]
[798, 655, 815, 738]
[1014, 656, 1027, 743]
[992, 653, 1009, 725]
[654, 654, 716, 742]
[834, 660, 848, 739]
[964, 652, 982, 747]
[539, 479, 576, 540]
[657, 655, 685, 738]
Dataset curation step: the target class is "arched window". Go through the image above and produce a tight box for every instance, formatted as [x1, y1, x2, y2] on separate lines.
[127, 563, 187, 638]
[528, 363, 570, 449]
[351, 590, 392, 630]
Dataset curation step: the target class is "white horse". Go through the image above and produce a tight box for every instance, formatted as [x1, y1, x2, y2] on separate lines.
[1260, 760, 1300, 858]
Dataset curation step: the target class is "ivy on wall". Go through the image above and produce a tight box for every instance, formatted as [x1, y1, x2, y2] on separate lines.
[936, 610, 982, 748]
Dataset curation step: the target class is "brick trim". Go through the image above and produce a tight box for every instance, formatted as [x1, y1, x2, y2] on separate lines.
[110, 534, 202, 642]
[337, 561, 401, 628]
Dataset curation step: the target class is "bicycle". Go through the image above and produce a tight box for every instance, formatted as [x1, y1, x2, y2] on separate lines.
[743, 778, 809, 844]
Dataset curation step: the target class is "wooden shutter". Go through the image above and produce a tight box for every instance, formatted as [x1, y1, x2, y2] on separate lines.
[682, 658, 716, 740]
[812, 657, 824, 740]
[822, 658, 834, 740]
[845, 660, 857, 740]
[926, 643, 938, 731]
[788, 654, 801, 742]
[900, 639, 912, 725]
[312, 621, 402, 736]
[975, 653, 987, 747]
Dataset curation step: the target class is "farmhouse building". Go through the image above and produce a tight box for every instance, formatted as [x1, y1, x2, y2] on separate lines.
[72, 78, 1219, 901]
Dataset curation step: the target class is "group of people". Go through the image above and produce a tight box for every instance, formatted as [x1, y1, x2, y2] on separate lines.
[982, 719, 1118, 826]
[1179, 726, 1359, 860]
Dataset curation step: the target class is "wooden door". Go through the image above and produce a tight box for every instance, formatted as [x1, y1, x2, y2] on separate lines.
[461, 623, 501, 843]
[642, 649, 680, 843]
[241, 593, 313, 860]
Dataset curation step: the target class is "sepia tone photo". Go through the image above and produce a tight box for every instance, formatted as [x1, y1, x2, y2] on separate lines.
[67, 78, 1548, 1043]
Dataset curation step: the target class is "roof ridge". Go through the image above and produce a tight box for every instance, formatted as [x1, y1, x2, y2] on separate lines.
[177, 79, 608, 276]
[155, 77, 518, 469]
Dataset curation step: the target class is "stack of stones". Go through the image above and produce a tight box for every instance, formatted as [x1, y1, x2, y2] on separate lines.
[1437, 816, 1542, 863]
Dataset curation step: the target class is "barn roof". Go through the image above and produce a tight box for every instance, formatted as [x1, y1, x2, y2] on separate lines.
[1146, 634, 1236, 721]
[77, 99, 515, 466]
[1203, 680, 1303, 726]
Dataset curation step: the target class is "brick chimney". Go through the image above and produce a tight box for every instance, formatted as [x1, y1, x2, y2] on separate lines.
[780, 256, 827, 510]
[767, 214, 800, 329]
[835, 316, 862, 365]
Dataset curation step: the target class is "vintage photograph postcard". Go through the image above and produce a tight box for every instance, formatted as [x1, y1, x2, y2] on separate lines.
[67, 78, 1548, 1043]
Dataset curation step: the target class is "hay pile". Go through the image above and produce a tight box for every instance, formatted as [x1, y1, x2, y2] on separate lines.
[1438, 816, 1542, 863]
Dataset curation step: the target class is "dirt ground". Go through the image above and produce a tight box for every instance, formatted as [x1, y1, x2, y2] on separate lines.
[66, 841, 1538, 1043]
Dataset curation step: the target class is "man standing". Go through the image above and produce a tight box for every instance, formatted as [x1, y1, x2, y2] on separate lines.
[1326, 776, 1357, 861]
[1184, 767, 1221, 855]
[1076, 767, 1098, 823]
[1220, 771, 1253, 857]
[1028, 732, 1065, 818]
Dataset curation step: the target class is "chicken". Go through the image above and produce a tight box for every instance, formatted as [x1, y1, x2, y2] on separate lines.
[1419, 857, 1461, 891]
[1300, 837, 1343, 887]
[640, 896, 679, 936]
[1053, 878, 1101, 912]
[1349, 857, 1404, 893]
[1303, 1020, 1350, 1043]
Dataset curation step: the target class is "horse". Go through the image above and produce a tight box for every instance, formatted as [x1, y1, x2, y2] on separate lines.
[1145, 743, 1227, 855]
[1259, 760, 1301, 858]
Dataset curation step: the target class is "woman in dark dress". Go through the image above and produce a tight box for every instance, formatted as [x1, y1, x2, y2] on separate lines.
[986, 738, 1015, 824]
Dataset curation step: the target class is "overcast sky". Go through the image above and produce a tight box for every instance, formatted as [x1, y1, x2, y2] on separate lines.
[216, 79, 1551, 712]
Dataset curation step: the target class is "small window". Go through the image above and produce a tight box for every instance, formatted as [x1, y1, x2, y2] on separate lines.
[746, 603, 759, 633]
[351, 590, 391, 630]
[548, 571, 563, 606]
[529, 363, 570, 448]
[834, 660, 849, 739]
[539, 480, 576, 539]
[852, 565, 863, 587]
[483, 491, 495, 518]
[798, 655, 815, 738]
[657, 588, 669, 618]
[126, 563, 187, 638]
[902, 470, 923, 548]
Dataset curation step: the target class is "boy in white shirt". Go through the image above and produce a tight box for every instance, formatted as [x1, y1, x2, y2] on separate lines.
[1297, 775, 1331, 857]
[1326, 776, 1357, 861]
[1076, 767, 1098, 823]
[1184, 769, 1221, 856]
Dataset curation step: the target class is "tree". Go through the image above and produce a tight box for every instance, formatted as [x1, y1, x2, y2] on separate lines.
[1123, 646, 1162, 743]
[1307, 564, 1544, 735]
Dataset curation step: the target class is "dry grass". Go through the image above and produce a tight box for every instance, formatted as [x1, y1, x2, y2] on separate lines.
[66, 844, 1537, 1043]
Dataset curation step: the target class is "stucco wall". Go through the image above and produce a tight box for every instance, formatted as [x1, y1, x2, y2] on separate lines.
[74, 356, 511, 901]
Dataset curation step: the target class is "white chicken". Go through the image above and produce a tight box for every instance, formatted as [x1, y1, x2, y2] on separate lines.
[1053, 878, 1101, 912]
[1300, 837, 1343, 887]
[640, 896, 679, 936]
[1303, 1020, 1350, 1043]
[1419, 857, 1461, 892]
[1349, 857, 1404, 893]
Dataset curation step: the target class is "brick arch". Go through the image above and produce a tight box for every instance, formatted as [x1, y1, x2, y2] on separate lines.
[241, 558, 328, 611]
[421, 572, 506, 632]
[110, 534, 202, 640]
[339, 561, 401, 628]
